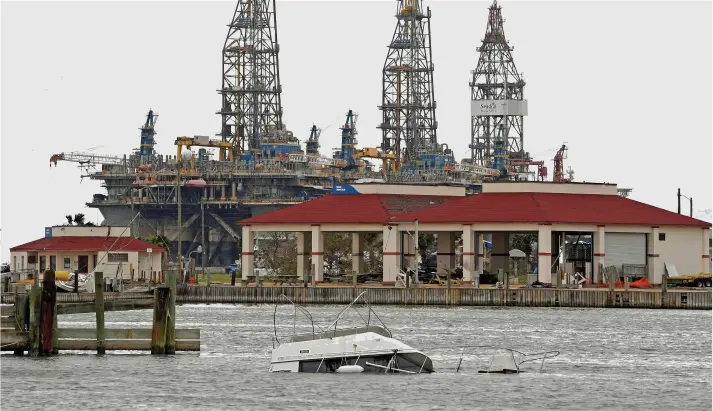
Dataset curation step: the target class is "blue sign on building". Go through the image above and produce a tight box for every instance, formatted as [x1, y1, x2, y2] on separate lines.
[332, 184, 360, 195]
[44, 227, 52, 238]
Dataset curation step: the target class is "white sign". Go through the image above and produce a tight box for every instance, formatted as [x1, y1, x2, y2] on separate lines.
[147, 248, 153, 253]
[471, 99, 528, 116]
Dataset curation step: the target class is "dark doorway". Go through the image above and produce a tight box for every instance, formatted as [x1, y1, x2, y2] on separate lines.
[49, 256, 56, 271]
[78, 255, 89, 274]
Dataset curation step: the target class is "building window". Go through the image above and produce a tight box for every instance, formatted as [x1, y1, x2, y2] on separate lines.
[28, 255, 37, 265]
[64, 258, 71, 269]
[108, 253, 129, 263]
[658, 233, 666, 241]
[40, 256, 47, 270]
[13, 256, 17, 271]
[21, 256, 24, 269]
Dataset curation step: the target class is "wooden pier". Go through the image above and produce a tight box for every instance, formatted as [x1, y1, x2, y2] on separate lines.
[2, 285, 710, 312]
[0, 271, 200, 355]
[172, 285, 711, 309]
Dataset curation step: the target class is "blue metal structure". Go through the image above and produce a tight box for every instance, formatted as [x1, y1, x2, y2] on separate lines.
[139, 109, 158, 164]
[336, 110, 358, 168]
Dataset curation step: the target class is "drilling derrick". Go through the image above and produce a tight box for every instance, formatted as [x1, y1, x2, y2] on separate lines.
[378, 0, 439, 170]
[218, 0, 286, 153]
[469, 0, 528, 179]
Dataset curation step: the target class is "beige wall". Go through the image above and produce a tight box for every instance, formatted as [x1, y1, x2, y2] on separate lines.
[96, 250, 162, 280]
[349, 184, 465, 196]
[51, 226, 131, 237]
[656, 227, 709, 276]
[482, 182, 618, 195]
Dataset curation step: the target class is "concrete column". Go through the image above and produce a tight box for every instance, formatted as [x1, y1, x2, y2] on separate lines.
[436, 232, 455, 275]
[475, 232, 485, 274]
[351, 233, 365, 275]
[296, 232, 309, 281]
[702, 228, 712, 274]
[593, 225, 606, 283]
[382, 225, 401, 285]
[402, 233, 415, 270]
[537, 224, 552, 283]
[311, 225, 324, 282]
[647, 226, 663, 283]
[461, 226, 475, 282]
[241, 226, 254, 281]
[231, 181, 237, 200]
[491, 232, 509, 274]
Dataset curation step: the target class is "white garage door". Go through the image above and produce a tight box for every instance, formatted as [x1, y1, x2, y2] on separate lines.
[605, 233, 646, 269]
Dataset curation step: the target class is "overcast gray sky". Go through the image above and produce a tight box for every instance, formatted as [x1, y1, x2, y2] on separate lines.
[1, 0, 712, 260]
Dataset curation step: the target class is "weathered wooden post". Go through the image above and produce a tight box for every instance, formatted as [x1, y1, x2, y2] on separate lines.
[13, 288, 28, 355]
[73, 269, 79, 294]
[52, 299, 59, 355]
[28, 286, 41, 357]
[151, 285, 170, 354]
[95, 272, 105, 354]
[352, 270, 357, 288]
[661, 273, 668, 308]
[39, 270, 57, 356]
[446, 269, 452, 306]
[166, 271, 177, 354]
[230, 269, 236, 286]
[504, 271, 510, 306]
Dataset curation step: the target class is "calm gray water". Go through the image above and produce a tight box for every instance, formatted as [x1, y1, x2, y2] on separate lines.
[1, 304, 711, 411]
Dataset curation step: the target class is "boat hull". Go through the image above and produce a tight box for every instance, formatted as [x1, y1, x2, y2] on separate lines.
[270, 352, 433, 373]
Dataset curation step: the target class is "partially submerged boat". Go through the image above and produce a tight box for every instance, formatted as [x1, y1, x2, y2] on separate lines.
[269, 292, 434, 374]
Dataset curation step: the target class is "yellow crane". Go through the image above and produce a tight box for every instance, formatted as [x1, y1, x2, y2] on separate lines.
[354, 147, 400, 173]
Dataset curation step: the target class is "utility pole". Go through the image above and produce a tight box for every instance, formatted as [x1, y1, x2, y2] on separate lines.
[201, 200, 207, 284]
[177, 156, 183, 284]
[678, 188, 693, 218]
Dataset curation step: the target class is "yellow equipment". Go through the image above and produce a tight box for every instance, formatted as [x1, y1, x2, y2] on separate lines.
[355, 147, 400, 172]
[175, 136, 234, 162]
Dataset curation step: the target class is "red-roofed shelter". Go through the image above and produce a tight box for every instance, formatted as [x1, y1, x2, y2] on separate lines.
[9, 226, 166, 282]
[237, 182, 711, 286]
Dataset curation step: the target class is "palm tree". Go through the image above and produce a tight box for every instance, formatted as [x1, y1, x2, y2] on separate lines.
[73, 213, 85, 226]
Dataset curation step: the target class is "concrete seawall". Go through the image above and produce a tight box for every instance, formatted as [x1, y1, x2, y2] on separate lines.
[2, 287, 710, 309]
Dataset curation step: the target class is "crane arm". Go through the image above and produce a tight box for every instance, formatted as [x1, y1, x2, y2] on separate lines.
[50, 152, 124, 167]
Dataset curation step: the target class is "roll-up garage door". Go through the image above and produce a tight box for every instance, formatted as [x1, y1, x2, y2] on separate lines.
[605, 233, 646, 269]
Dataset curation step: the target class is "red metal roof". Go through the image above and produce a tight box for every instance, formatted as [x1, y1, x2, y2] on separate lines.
[403, 192, 711, 227]
[240, 192, 711, 228]
[240, 194, 452, 225]
[10, 237, 166, 253]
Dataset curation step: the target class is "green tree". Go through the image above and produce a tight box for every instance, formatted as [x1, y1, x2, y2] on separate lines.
[144, 234, 171, 251]
[257, 232, 296, 275]
[65, 215, 73, 225]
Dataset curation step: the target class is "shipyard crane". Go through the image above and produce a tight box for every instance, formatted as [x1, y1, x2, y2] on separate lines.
[49, 152, 124, 167]
[553, 144, 569, 183]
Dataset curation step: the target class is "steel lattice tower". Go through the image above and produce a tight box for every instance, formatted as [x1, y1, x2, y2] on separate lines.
[469, 0, 528, 175]
[218, 0, 284, 153]
[378, 0, 439, 167]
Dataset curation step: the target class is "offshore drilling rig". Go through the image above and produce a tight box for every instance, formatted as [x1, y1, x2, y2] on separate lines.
[49, 0, 548, 265]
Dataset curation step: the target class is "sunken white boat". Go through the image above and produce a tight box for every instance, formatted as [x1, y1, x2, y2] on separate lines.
[269, 292, 434, 374]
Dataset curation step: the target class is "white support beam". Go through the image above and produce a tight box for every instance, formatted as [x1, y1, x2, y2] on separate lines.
[537, 224, 552, 283]
[241, 226, 254, 281]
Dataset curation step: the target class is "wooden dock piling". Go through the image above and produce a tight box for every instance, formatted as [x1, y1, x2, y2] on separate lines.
[39, 270, 57, 356]
[28, 286, 41, 356]
[166, 271, 177, 354]
[95, 272, 105, 354]
[13, 290, 28, 355]
[151, 285, 170, 354]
